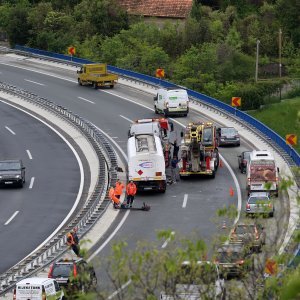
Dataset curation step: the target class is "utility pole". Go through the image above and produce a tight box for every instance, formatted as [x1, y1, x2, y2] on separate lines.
[279, 28, 282, 78]
[255, 39, 260, 82]
[279, 28, 282, 100]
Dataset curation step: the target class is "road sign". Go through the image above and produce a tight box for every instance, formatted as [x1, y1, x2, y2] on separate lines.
[265, 259, 278, 275]
[231, 97, 241, 107]
[68, 46, 76, 55]
[156, 68, 165, 78]
[286, 134, 297, 146]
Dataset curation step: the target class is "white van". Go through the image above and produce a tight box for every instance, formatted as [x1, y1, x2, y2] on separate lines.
[154, 87, 189, 117]
[13, 277, 64, 300]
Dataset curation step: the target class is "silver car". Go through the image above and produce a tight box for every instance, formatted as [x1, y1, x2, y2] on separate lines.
[246, 192, 274, 217]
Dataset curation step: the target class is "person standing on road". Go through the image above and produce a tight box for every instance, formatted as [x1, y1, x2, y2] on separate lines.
[115, 179, 125, 200]
[170, 140, 180, 159]
[109, 186, 120, 208]
[170, 156, 180, 184]
[126, 180, 137, 207]
[67, 231, 80, 257]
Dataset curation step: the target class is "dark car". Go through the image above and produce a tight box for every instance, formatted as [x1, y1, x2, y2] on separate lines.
[238, 151, 251, 173]
[215, 243, 253, 278]
[230, 223, 266, 253]
[0, 160, 25, 188]
[48, 258, 97, 294]
[217, 127, 240, 146]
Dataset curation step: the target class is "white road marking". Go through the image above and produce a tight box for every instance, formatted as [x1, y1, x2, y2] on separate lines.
[182, 194, 188, 208]
[112, 137, 119, 139]
[26, 149, 32, 159]
[5, 126, 16, 135]
[161, 231, 175, 248]
[78, 96, 95, 104]
[4, 211, 19, 225]
[108, 280, 132, 300]
[120, 115, 133, 123]
[24, 79, 45, 86]
[29, 177, 35, 189]
[0, 100, 84, 259]
[88, 210, 130, 261]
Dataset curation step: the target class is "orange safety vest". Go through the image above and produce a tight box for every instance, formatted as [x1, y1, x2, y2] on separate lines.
[66, 232, 75, 246]
[126, 182, 137, 196]
[109, 187, 120, 205]
[115, 181, 124, 196]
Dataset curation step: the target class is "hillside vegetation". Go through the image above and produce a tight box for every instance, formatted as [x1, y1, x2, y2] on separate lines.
[249, 97, 300, 153]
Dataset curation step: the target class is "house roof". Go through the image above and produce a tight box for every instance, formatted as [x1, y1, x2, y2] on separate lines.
[118, 0, 193, 19]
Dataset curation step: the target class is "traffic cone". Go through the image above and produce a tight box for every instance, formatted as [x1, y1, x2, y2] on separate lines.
[229, 186, 234, 197]
[219, 159, 223, 168]
[222, 220, 227, 229]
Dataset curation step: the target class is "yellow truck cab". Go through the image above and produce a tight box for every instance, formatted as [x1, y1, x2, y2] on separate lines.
[77, 63, 118, 89]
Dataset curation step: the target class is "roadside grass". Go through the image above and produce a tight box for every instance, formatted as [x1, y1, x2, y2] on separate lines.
[248, 97, 300, 154]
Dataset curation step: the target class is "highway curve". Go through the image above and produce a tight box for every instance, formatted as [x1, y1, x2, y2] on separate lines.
[0, 100, 81, 273]
[0, 55, 288, 294]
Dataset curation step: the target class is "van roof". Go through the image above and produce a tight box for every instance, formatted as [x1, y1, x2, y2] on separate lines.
[250, 150, 274, 160]
[159, 87, 187, 92]
[17, 277, 53, 285]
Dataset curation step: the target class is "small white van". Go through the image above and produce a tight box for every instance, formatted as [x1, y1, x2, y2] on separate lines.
[13, 277, 64, 300]
[154, 87, 189, 117]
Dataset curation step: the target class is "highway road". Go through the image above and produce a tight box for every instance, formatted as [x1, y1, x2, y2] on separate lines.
[0, 55, 288, 295]
[0, 100, 81, 273]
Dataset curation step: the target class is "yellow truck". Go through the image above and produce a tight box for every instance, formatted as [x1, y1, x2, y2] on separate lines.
[77, 63, 118, 89]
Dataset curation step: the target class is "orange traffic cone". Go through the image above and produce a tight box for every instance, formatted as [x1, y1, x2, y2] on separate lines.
[229, 186, 234, 197]
[222, 220, 227, 229]
[219, 159, 223, 168]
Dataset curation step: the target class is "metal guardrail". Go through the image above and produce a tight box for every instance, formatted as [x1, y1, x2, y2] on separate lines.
[0, 82, 118, 295]
[12, 45, 300, 167]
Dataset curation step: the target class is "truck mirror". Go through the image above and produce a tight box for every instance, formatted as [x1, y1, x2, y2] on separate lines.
[180, 131, 184, 138]
[277, 167, 280, 173]
[77, 70, 79, 74]
[154, 96, 158, 101]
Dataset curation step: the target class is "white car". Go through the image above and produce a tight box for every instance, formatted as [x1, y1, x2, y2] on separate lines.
[13, 277, 65, 300]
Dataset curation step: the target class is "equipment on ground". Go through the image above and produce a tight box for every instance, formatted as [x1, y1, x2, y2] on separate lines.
[116, 202, 151, 211]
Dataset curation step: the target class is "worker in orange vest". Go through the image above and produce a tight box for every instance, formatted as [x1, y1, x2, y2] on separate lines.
[67, 231, 80, 257]
[126, 180, 137, 208]
[109, 186, 120, 208]
[115, 179, 125, 200]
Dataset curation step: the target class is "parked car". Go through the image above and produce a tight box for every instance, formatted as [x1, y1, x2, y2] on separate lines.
[48, 258, 97, 294]
[215, 243, 253, 278]
[230, 223, 266, 252]
[0, 159, 25, 188]
[246, 192, 274, 217]
[216, 127, 240, 146]
[159, 261, 226, 300]
[238, 151, 252, 173]
[13, 277, 64, 300]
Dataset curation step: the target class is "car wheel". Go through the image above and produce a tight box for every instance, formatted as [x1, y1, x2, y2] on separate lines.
[19, 181, 23, 188]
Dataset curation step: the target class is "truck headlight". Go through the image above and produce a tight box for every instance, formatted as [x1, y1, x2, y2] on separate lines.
[15, 175, 20, 178]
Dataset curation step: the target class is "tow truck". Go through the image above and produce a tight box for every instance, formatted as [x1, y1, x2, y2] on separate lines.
[179, 122, 219, 178]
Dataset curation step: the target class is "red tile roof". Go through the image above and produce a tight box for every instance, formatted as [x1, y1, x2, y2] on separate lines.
[118, 0, 193, 19]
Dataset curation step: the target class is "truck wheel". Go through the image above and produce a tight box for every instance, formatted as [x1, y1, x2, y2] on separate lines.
[154, 106, 158, 114]
[110, 84, 114, 89]
[78, 78, 82, 86]
[164, 110, 168, 117]
[93, 82, 98, 89]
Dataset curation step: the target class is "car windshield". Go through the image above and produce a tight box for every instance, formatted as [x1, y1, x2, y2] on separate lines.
[235, 225, 255, 234]
[217, 250, 241, 263]
[52, 264, 73, 277]
[221, 128, 237, 135]
[0, 162, 21, 170]
[248, 196, 269, 204]
[244, 152, 251, 160]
